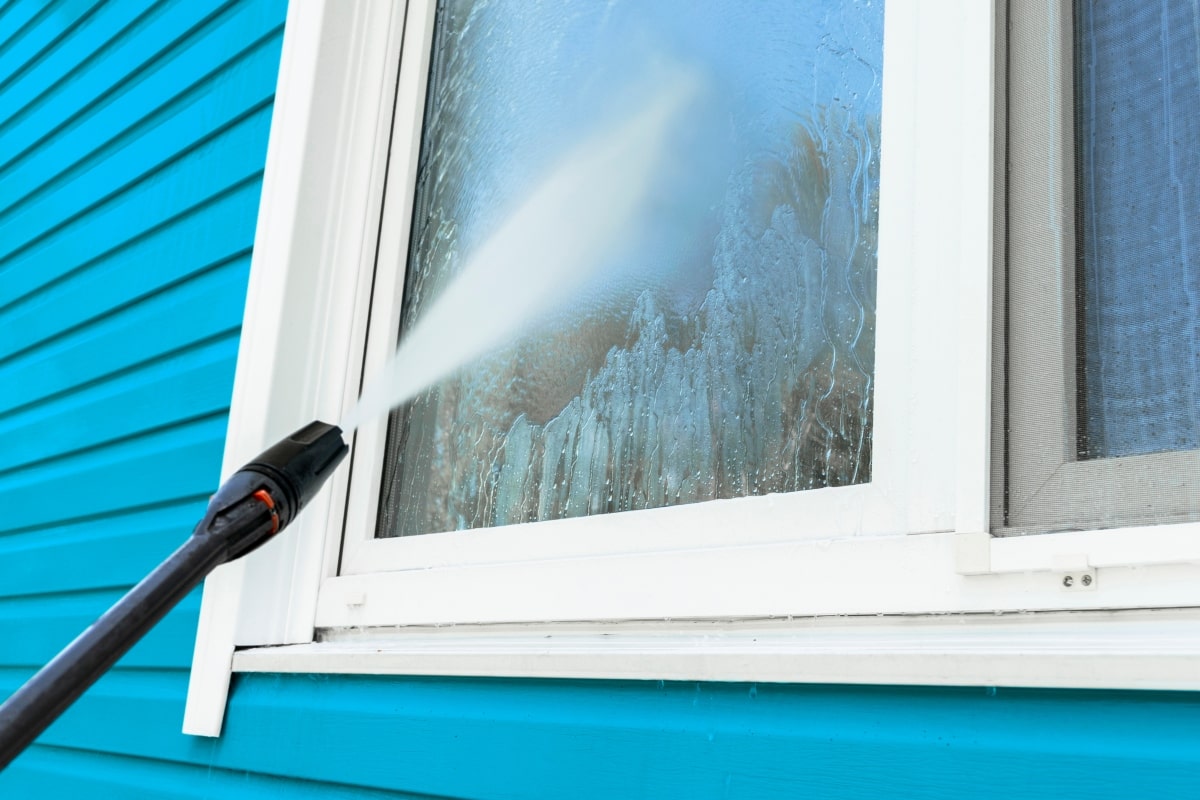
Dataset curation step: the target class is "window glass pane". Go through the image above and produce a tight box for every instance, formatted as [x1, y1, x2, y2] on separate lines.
[377, 0, 884, 538]
[1075, 0, 1200, 459]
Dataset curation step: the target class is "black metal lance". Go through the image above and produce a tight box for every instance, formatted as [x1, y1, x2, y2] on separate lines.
[0, 421, 348, 771]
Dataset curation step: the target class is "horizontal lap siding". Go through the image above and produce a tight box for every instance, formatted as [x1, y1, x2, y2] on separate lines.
[4, 671, 1200, 799]
[0, 0, 285, 792]
[2, 2, 1199, 799]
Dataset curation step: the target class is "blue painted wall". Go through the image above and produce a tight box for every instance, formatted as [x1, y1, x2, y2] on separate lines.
[2, 2, 1200, 798]
[0, 0, 288, 790]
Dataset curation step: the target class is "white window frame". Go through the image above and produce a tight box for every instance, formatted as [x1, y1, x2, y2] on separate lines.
[183, 0, 1200, 738]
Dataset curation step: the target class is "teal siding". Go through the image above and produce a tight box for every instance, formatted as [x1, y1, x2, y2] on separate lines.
[6, 673, 1200, 799]
[3, 2, 1200, 799]
[0, 0, 287, 789]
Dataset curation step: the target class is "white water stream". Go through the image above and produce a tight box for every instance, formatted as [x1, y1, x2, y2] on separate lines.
[340, 70, 701, 433]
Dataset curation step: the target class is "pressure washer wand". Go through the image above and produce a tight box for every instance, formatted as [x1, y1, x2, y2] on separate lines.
[0, 421, 348, 771]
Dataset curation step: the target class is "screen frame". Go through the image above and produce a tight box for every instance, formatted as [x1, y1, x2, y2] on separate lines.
[998, 0, 1200, 534]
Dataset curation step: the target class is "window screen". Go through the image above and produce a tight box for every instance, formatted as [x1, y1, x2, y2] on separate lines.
[1074, 0, 1200, 460]
[1000, 0, 1200, 532]
[377, 0, 884, 538]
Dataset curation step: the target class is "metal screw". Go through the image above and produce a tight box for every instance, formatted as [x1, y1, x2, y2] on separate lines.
[1062, 575, 1074, 587]
[1081, 574, 1093, 587]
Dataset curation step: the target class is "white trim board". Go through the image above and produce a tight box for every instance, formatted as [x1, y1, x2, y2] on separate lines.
[313, 529, 1200, 629]
[184, 0, 407, 737]
[235, 609, 1200, 692]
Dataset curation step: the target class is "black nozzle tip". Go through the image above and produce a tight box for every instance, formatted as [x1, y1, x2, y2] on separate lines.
[241, 420, 349, 527]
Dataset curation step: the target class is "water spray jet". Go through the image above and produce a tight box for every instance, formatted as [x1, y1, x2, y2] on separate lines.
[341, 66, 703, 432]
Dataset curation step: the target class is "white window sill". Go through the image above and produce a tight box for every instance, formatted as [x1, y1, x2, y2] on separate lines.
[232, 609, 1200, 691]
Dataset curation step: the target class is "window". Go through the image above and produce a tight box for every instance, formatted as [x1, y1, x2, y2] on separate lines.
[336, 0, 917, 582]
[1000, 0, 1200, 533]
[184, 0, 1200, 738]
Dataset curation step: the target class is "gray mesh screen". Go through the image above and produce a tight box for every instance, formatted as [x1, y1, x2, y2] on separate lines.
[1073, 0, 1200, 459]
